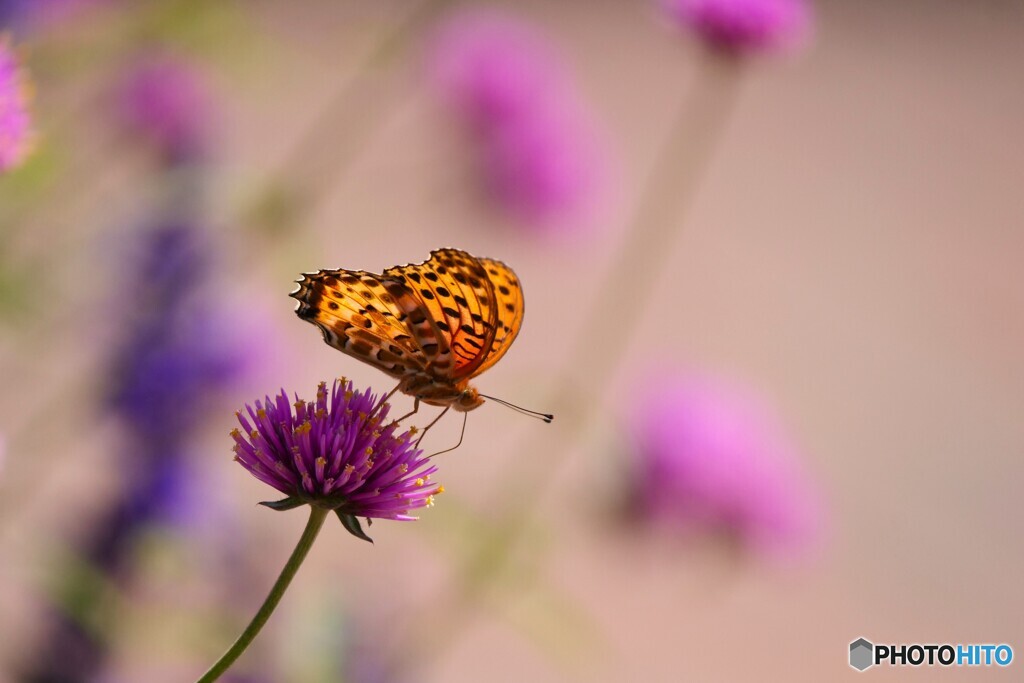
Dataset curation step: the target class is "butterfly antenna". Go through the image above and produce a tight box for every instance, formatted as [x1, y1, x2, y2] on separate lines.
[479, 394, 554, 423]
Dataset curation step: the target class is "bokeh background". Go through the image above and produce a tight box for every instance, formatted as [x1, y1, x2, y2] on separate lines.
[1, 0, 1022, 681]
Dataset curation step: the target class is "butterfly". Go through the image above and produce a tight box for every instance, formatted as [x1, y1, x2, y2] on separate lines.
[291, 248, 529, 416]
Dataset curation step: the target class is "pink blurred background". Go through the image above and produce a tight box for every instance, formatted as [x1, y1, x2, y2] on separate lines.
[1, 1, 1022, 680]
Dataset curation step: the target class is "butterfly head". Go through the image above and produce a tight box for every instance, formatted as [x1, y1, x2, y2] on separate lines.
[455, 386, 485, 411]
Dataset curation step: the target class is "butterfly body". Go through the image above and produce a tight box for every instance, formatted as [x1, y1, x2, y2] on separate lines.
[291, 248, 524, 413]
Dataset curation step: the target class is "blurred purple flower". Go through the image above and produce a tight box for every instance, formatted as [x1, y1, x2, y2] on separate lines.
[115, 53, 215, 162]
[427, 9, 607, 230]
[660, 0, 812, 55]
[626, 372, 824, 565]
[233, 380, 442, 533]
[108, 222, 248, 444]
[23, 221, 256, 682]
[0, 0, 103, 32]
[0, 37, 32, 172]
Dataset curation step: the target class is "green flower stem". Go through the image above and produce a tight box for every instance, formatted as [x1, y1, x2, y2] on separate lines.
[196, 505, 330, 683]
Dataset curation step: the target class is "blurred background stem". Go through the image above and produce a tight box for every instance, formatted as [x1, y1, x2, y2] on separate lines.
[396, 50, 745, 673]
[245, 0, 457, 236]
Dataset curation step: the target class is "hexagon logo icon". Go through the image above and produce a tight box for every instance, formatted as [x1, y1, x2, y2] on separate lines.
[850, 638, 874, 671]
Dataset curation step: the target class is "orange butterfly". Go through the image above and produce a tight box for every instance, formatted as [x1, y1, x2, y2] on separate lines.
[292, 248, 542, 421]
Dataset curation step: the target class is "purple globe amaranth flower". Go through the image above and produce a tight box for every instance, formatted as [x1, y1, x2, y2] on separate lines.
[232, 380, 442, 541]
[0, 37, 33, 172]
[626, 372, 824, 565]
[427, 9, 608, 231]
[115, 53, 215, 162]
[660, 0, 812, 55]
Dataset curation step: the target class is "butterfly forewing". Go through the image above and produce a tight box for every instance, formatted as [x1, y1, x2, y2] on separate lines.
[291, 269, 427, 379]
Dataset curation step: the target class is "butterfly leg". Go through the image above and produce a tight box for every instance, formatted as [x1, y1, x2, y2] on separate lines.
[394, 397, 421, 424]
[414, 406, 450, 448]
[426, 411, 467, 458]
[370, 381, 403, 420]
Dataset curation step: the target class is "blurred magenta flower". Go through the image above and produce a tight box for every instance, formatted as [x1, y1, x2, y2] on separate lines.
[660, 0, 812, 55]
[0, 37, 32, 172]
[626, 372, 824, 565]
[233, 380, 442, 540]
[427, 9, 607, 230]
[482, 106, 604, 227]
[115, 53, 215, 162]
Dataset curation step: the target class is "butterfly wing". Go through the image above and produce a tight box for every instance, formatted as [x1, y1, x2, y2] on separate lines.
[383, 248, 523, 380]
[291, 269, 428, 380]
[468, 256, 524, 377]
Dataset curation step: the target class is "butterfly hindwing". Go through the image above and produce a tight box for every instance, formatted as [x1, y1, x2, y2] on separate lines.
[384, 248, 503, 378]
[469, 257, 524, 377]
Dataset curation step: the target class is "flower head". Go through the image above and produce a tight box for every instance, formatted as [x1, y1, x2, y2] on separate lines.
[0, 37, 33, 172]
[626, 372, 824, 565]
[115, 53, 215, 162]
[660, 0, 812, 55]
[427, 9, 608, 231]
[232, 380, 442, 537]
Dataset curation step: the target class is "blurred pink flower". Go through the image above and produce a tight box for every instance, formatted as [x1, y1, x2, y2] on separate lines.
[626, 372, 824, 565]
[427, 9, 607, 231]
[0, 38, 33, 172]
[115, 53, 215, 162]
[483, 111, 604, 226]
[660, 0, 812, 55]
